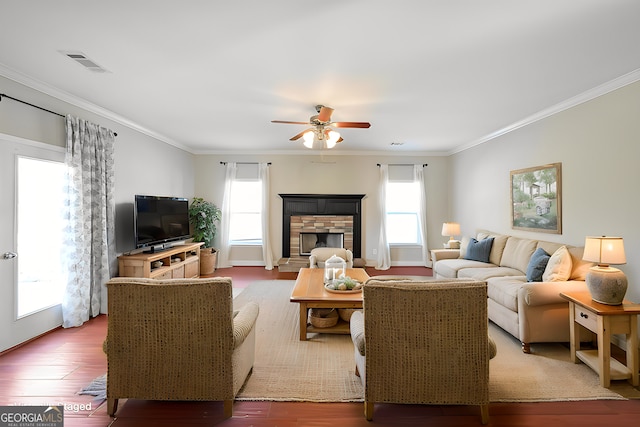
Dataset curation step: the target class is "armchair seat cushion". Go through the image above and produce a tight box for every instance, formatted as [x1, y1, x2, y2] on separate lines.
[233, 302, 260, 348]
[350, 311, 366, 356]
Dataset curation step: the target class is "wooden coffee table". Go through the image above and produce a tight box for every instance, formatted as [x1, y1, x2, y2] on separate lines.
[290, 267, 369, 341]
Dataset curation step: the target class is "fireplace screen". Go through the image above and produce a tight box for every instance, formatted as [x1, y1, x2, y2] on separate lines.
[299, 232, 344, 256]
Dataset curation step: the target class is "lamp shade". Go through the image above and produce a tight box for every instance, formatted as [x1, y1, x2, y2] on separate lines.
[583, 236, 626, 266]
[441, 222, 461, 238]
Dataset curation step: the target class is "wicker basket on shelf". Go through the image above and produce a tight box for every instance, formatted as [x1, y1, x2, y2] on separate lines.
[338, 308, 361, 322]
[309, 308, 339, 328]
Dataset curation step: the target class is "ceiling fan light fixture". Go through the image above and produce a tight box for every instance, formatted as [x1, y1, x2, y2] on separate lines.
[326, 130, 340, 148]
[303, 130, 315, 148]
[272, 105, 369, 150]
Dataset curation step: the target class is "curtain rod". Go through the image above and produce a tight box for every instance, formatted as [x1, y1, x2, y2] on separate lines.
[0, 93, 118, 137]
[377, 163, 428, 167]
[1, 93, 65, 118]
[220, 162, 271, 165]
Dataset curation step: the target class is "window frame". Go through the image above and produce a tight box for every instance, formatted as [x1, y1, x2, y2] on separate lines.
[385, 180, 422, 246]
[228, 179, 263, 246]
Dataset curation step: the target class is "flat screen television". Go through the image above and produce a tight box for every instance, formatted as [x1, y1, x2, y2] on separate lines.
[134, 195, 191, 251]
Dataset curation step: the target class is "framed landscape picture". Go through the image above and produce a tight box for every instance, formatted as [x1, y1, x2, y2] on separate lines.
[510, 162, 562, 234]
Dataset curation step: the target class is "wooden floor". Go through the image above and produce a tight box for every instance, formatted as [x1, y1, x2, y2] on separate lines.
[1, 266, 639, 426]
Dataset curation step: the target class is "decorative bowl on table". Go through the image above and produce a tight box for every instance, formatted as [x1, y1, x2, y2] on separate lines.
[324, 277, 363, 294]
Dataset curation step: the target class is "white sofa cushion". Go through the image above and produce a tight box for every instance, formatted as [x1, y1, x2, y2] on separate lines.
[458, 267, 525, 281]
[568, 246, 593, 280]
[542, 245, 572, 282]
[435, 258, 495, 278]
[499, 237, 537, 273]
[487, 276, 526, 312]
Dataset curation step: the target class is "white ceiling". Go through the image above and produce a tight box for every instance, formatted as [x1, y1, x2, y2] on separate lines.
[1, 1, 640, 155]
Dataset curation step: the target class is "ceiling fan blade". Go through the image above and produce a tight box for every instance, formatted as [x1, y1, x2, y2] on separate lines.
[271, 120, 310, 125]
[289, 129, 312, 141]
[331, 121, 371, 128]
[317, 106, 334, 122]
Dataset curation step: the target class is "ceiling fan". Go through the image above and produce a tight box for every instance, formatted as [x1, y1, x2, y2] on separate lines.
[271, 105, 371, 149]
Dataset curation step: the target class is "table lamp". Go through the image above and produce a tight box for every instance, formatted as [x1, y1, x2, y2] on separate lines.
[582, 236, 627, 305]
[441, 222, 461, 249]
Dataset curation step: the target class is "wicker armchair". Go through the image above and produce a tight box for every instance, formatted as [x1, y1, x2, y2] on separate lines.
[350, 279, 495, 424]
[103, 277, 259, 418]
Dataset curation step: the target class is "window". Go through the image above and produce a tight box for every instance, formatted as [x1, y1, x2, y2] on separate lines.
[385, 181, 421, 245]
[17, 157, 66, 317]
[228, 180, 262, 244]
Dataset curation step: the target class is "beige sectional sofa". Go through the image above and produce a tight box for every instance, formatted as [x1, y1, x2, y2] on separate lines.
[433, 230, 593, 353]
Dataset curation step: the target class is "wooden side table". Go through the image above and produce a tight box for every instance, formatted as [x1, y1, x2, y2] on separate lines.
[560, 291, 640, 387]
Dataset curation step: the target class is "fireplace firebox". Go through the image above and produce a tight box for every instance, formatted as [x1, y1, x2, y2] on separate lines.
[299, 232, 344, 256]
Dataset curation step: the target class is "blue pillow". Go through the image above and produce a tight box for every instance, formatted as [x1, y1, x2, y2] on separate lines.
[464, 237, 494, 263]
[526, 248, 550, 282]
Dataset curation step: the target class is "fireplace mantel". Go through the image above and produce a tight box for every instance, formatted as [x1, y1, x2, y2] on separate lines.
[279, 194, 365, 258]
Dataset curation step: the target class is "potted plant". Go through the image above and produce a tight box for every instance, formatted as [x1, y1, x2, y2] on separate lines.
[188, 197, 221, 275]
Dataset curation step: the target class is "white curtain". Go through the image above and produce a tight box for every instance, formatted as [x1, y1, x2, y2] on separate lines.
[376, 164, 391, 269]
[259, 163, 274, 270]
[62, 115, 116, 328]
[415, 164, 430, 267]
[216, 162, 236, 269]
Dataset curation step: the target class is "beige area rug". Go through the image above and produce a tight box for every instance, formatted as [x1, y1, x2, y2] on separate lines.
[233, 280, 640, 402]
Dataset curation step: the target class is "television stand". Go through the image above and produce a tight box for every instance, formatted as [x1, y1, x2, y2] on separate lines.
[142, 244, 174, 254]
[118, 242, 204, 279]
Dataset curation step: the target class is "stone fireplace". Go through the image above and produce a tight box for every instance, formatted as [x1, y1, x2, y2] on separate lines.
[280, 194, 364, 259]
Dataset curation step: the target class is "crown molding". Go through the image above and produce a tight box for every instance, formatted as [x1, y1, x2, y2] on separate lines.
[0, 63, 193, 153]
[450, 68, 640, 155]
[4, 61, 639, 158]
[192, 148, 450, 157]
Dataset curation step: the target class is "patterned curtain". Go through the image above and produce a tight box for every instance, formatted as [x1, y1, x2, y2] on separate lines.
[62, 115, 116, 328]
[375, 164, 391, 269]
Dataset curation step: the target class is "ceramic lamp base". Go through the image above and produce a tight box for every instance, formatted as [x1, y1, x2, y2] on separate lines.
[586, 266, 628, 305]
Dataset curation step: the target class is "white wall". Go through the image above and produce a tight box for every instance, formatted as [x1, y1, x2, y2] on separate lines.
[194, 153, 450, 266]
[451, 80, 640, 304]
[0, 75, 196, 254]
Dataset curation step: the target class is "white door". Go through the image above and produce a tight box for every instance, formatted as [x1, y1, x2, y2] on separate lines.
[0, 134, 65, 352]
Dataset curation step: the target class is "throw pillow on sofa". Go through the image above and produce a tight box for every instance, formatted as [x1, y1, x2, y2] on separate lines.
[464, 237, 494, 263]
[542, 245, 572, 282]
[526, 247, 550, 282]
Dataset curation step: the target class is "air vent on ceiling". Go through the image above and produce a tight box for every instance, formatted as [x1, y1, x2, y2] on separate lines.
[60, 51, 109, 73]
